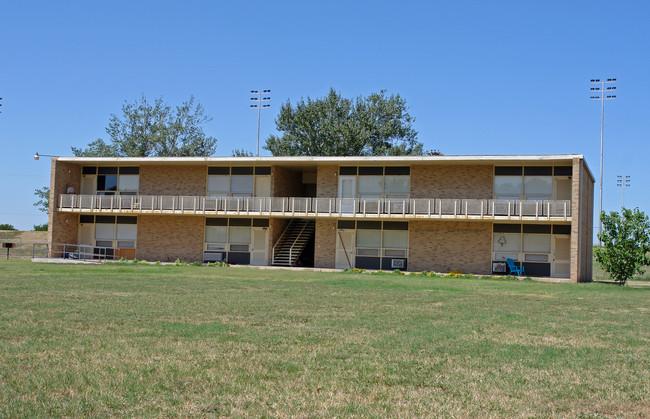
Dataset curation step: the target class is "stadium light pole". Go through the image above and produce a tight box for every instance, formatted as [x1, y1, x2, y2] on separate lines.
[589, 78, 616, 245]
[250, 90, 271, 157]
[616, 175, 630, 209]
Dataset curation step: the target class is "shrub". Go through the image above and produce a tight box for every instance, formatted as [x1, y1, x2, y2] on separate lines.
[0, 224, 17, 230]
[33, 223, 48, 231]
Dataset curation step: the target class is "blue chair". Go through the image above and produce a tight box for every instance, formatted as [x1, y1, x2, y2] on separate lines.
[506, 258, 526, 277]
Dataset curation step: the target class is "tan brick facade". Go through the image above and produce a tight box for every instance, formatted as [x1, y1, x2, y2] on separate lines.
[314, 219, 336, 268]
[570, 158, 594, 282]
[48, 160, 82, 251]
[316, 166, 337, 198]
[410, 165, 494, 199]
[408, 220, 492, 274]
[139, 165, 206, 195]
[136, 215, 204, 262]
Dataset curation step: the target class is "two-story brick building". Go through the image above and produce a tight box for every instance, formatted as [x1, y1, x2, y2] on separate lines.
[47, 154, 594, 281]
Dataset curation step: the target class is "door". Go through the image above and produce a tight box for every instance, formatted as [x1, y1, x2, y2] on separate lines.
[81, 175, 96, 195]
[552, 236, 571, 278]
[338, 175, 356, 213]
[251, 227, 269, 266]
[554, 178, 571, 200]
[335, 229, 355, 269]
[77, 223, 94, 259]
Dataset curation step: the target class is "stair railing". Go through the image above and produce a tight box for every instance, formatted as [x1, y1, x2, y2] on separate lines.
[271, 219, 296, 265]
[288, 221, 312, 266]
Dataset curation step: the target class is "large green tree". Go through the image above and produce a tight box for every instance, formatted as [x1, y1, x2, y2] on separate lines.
[264, 88, 423, 156]
[72, 95, 217, 157]
[595, 208, 650, 285]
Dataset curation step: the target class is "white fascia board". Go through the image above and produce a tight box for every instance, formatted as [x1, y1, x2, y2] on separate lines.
[56, 154, 585, 165]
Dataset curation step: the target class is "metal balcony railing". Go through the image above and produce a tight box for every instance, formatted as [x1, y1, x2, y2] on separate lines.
[58, 194, 572, 221]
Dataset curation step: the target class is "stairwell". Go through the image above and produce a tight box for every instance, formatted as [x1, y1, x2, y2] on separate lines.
[272, 219, 315, 266]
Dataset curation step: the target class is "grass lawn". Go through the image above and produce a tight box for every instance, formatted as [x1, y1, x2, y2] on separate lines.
[0, 260, 648, 417]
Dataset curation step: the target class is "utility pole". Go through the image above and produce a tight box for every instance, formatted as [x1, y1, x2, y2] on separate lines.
[590, 78, 616, 245]
[250, 90, 271, 157]
[616, 175, 630, 208]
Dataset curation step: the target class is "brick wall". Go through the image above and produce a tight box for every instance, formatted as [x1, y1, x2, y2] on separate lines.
[136, 215, 204, 262]
[570, 158, 594, 282]
[410, 165, 494, 199]
[316, 166, 338, 198]
[139, 165, 206, 195]
[408, 220, 492, 274]
[314, 219, 336, 268]
[48, 159, 82, 249]
[271, 166, 304, 197]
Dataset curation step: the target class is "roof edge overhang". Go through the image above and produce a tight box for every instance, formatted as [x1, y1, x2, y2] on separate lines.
[54, 154, 586, 166]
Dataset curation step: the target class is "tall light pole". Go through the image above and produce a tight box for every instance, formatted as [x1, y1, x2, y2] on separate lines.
[250, 90, 271, 157]
[590, 78, 616, 245]
[616, 175, 630, 208]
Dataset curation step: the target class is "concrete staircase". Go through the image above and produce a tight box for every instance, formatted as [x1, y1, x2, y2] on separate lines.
[272, 219, 315, 266]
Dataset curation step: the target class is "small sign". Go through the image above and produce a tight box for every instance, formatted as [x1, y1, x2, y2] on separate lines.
[2, 243, 16, 248]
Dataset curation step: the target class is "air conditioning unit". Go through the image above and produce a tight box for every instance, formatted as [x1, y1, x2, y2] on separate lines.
[391, 259, 405, 269]
[204, 251, 225, 262]
[492, 262, 506, 273]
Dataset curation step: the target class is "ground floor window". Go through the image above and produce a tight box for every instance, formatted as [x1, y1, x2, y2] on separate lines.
[492, 223, 571, 277]
[204, 218, 269, 264]
[337, 220, 408, 270]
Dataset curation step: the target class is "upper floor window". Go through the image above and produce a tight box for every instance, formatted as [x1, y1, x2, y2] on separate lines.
[494, 166, 571, 201]
[207, 167, 271, 197]
[81, 167, 139, 195]
[339, 166, 410, 199]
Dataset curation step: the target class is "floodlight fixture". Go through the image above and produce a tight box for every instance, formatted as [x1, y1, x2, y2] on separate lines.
[249, 89, 271, 157]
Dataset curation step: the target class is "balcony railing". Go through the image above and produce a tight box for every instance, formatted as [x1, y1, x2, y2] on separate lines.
[58, 194, 572, 221]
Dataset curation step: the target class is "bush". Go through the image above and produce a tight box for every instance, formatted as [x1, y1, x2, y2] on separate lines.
[0, 224, 17, 230]
[33, 224, 48, 231]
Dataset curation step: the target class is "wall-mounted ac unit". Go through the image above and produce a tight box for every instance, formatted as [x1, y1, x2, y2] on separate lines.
[492, 262, 506, 273]
[391, 259, 405, 269]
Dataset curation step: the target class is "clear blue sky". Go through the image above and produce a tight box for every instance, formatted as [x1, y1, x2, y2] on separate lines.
[1, 0, 648, 231]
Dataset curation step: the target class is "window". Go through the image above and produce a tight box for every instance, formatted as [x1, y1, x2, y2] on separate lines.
[86, 216, 137, 248]
[343, 220, 408, 270]
[207, 167, 270, 197]
[494, 166, 562, 200]
[492, 224, 564, 273]
[204, 218, 269, 263]
[339, 166, 410, 199]
[84, 166, 139, 195]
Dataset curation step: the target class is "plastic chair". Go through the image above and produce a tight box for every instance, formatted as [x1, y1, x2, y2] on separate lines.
[506, 258, 526, 277]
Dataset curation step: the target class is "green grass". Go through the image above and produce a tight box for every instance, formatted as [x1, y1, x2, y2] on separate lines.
[0, 260, 648, 417]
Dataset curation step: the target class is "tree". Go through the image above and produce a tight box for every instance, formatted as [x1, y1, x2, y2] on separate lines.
[264, 88, 423, 156]
[33, 224, 48, 231]
[34, 186, 50, 213]
[72, 95, 217, 157]
[595, 208, 650, 285]
[232, 148, 255, 157]
[0, 224, 17, 230]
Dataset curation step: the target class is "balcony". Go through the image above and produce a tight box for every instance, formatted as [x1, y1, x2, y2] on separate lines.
[57, 194, 571, 222]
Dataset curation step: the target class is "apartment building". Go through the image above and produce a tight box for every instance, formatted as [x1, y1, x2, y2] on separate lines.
[48, 155, 594, 281]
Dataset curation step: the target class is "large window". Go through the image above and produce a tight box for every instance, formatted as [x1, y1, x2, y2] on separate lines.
[82, 166, 139, 195]
[339, 220, 409, 270]
[207, 167, 271, 197]
[204, 218, 269, 263]
[494, 166, 571, 201]
[340, 166, 410, 199]
[80, 215, 138, 248]
[492, 223, 570, 277]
